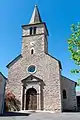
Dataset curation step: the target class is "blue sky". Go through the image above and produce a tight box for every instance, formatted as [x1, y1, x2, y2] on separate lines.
[0, 0, 80, 84]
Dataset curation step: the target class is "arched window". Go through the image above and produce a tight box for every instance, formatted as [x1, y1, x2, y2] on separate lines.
[33, 27, 36, 34]
[31, 49, 34, 55]
[63, 89, 67, 99]
[30, 27, 36, 35]
[30, 27, 32, 35]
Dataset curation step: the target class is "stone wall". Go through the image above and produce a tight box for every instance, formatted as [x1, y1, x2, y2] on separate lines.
[7, 52, 62, 112]
[0, 73, 6, 114]
[61, 76, 77, 111]
[22, 34, 48, 56]
[7, 21, 62, 112]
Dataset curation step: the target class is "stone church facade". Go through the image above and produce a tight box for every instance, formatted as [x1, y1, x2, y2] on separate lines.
[6, 5, 77, 112]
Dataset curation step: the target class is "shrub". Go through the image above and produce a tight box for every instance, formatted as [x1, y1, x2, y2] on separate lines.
[4, 91, 20, 112]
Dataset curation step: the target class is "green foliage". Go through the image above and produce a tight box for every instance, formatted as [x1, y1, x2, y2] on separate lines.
[77, 79, 80, 86]
[68, 22, 80, 85]
[71, 69, 80, 74]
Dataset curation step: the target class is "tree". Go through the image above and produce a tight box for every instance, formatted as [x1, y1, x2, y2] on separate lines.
[4, 91, 20, 112]
[68, 22, 80, 85]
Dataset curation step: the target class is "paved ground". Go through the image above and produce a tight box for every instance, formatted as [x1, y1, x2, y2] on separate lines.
[0, 112, 80, 120]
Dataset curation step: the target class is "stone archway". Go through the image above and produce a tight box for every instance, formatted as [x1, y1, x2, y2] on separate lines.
[26, 88, 37, 110]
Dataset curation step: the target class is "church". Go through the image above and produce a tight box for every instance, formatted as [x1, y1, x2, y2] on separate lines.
[6, 5, 77, 112]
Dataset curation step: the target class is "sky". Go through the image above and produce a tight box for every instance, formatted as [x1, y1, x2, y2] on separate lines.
[0, 0, 80, 87]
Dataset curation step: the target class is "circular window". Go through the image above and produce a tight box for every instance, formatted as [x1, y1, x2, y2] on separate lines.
[28, 65, 36, 73]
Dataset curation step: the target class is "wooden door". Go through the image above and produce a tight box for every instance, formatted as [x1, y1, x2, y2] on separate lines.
[26, 88, 37, 110]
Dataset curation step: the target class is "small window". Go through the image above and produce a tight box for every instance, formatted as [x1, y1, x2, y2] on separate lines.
[28, 65, 35, 73]
[30, 27, 32, 35]
[63, 90, 67, 99]
[33, 27, 36, 34]
[31, 49, 34, 55]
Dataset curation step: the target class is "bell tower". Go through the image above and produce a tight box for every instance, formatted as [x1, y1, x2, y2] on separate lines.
[21, 5, 49, 57]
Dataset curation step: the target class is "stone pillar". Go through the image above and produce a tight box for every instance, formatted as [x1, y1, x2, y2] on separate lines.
[24, 87, 27, 110]
[22, 85, 25, 110]
[40, 86, 43, 110]
[37, 93, 39, 110]
[37, 83, 41, 110]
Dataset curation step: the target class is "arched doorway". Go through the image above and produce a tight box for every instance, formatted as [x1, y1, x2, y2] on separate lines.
[26, 88, 37, 110]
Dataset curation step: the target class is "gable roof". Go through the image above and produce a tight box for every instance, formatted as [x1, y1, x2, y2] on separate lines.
[0, 72, 7, 80]
[61, 75, 77, 83]
[6, 54, 22, 68]
[21, 74, 43, 83]
[46, 53, 62, 69]
[6, 53, 62, 69]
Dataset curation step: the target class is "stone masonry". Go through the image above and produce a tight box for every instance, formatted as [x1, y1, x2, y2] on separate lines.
[6, 5, 77, 112]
